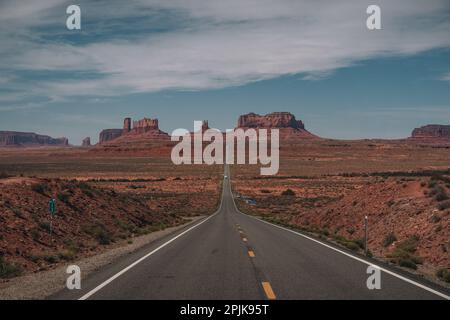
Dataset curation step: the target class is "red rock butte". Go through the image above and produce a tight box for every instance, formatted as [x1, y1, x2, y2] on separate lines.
[236, 112, 318, 139]
[99, 117, 169, 144]
[82, 137, 91, 147]
[411, 124, 450, 139]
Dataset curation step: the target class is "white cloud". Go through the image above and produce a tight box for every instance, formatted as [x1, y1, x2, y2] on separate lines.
[1, 0, 450, 102]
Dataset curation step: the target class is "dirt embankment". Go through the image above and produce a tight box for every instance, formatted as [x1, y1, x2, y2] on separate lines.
[0, 177, 189, 279]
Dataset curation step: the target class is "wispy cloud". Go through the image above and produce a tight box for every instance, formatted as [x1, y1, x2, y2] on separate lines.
[1, 0, 450, 105]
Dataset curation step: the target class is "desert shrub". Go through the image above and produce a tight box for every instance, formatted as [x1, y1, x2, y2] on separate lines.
[281, 189, 295, 196]
[12, 208, 24, 218]
[343, 241, 360, 251]
[30, 229, 40, 241]
[43, 254, 59, 264]
[321, 228, 330, 237]
[63, 239, 80, 252]
[431, 174, 450, 184]
[430, 214, 441, 223]
[433, 185, 449, 201]
[0, 256, 22, 278]
[83, 224, 112, 245]
[334, 236, 361, 251]
[398, 259, 418, 270]
[438, 200, 450, 211]
[82, 189, 94, 198]
[109, 190, 118, 197]
[78, 182, 92, 191]
[31, 183, 46, 194]
[116, 220, 137, 234]
[78, 182, 95, 197]
[436, 268, 450, 283]
[398, 235, 420, 252]
[96, 230, 111, 245]
[128, 185, 145, 190]
[39, 222, 51, 233]
[354, 238, 365, 250]
[0, 172, 10, 179]
[58, 249, 76, 261]
[387, 235, 423, 269]
[29, 255, 40, 263]
[428, 180, 437, 188]
[57, 192, 70, 203]
[383, 232, 397, 247]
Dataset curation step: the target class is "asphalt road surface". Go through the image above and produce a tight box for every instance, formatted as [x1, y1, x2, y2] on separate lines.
[53, 166, 449, 300]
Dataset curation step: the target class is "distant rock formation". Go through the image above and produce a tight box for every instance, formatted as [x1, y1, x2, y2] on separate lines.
[82, 137, 91, 147]
[201, 120, 209, 132]
[98, 117, 169, 144]
[0, 131, 69, 147]
[99, 129, 123, 144]
[123, 117, 131, 134]
[411, 125, 450, 139]
[236, 112, 317, 139]
[189, 120, 210, 135]
[131, 118, 159, 134]
[238, 112, 305, 129]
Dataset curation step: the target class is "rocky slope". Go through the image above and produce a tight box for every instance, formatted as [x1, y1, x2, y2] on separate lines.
[234, 173, 450, 282]
[0, 177, 184, 277]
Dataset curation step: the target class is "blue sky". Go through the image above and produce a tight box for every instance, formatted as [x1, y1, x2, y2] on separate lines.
[1, 0, 450, 144]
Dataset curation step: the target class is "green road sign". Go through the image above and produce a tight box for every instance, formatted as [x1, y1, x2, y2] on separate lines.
[48, 198, 56, 215]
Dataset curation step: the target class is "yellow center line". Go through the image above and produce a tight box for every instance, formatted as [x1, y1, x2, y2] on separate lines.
[248, 250, 255, 257]
[261, 282, 276, 300]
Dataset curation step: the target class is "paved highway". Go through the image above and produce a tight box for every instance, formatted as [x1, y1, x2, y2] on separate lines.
[53, 166, 449, 300]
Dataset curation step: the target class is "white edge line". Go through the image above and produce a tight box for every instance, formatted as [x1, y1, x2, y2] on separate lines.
[78, 177, 226, 300]
[228, 172, 450, 300]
